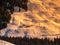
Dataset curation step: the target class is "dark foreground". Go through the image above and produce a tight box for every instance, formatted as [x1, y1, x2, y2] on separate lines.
[0, 36, 60, 45]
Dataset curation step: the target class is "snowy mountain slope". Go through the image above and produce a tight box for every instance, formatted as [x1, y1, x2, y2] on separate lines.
[0, 40, 15, 45]
[0, 0, 60, 39]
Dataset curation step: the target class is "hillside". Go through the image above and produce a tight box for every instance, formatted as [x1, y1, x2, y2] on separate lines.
[0, 0, 60, 39]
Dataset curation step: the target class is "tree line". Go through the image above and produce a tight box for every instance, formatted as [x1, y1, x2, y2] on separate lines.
[0, 36, 60, 45]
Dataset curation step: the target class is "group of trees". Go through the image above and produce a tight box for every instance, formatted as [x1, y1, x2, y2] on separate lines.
[0, 36, 60, 45]
[0, 0, 28, 30]
[0, 0, 11, 29]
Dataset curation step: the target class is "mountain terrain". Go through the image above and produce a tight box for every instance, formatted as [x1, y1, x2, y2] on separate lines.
[0, 0, 60, 39]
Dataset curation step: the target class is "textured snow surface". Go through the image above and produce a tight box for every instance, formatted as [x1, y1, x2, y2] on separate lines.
[0, 0, 60, 39]
[0, 40, 15, 45]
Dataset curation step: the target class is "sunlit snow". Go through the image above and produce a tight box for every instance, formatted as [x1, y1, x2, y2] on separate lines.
[0, 0, 60, 39]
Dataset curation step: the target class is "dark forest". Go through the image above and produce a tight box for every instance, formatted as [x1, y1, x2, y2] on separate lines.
[0, 36, 60, 45]
[0, 0, 28, 30]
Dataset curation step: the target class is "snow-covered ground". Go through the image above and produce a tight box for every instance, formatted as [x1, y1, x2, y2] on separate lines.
[0, 40, 15, 45]
[0, 0, 60, 39]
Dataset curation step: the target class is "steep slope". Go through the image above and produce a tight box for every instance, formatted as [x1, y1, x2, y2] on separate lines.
[0, 0, 60, 39]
